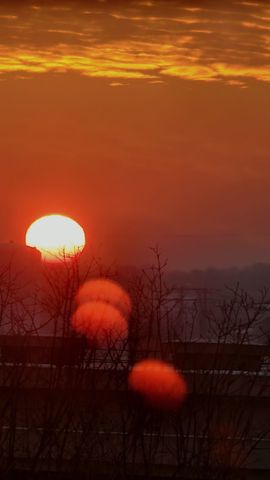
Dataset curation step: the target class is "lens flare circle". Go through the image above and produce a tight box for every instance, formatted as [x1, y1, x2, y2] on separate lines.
[72, 301, 128, 346]
[128, 359, 187, 410]
[25, 214, 85, 261]
[77, 279, 131, 318]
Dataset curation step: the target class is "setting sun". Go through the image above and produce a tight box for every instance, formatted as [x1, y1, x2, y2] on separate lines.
[25, 214, 85, 261]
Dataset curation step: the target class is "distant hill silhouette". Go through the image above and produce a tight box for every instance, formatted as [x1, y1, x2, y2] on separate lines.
[166, 263, 270, 292]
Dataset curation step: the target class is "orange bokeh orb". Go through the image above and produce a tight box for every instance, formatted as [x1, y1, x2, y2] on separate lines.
[72, 301, 128, 346]
[128, 359, 187, 410]
[76, 279, 131, 318]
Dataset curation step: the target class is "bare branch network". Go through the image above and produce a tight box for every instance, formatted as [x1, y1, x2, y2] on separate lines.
[0, 248, 269, 480]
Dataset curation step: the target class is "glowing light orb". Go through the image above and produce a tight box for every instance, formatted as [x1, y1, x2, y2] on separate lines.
[25, 214, 85, 262]
[77, 279, 132, 318]
[72, 301, 128, 347]
[212, 424, 238, 465]
[128, 359, 187, 410]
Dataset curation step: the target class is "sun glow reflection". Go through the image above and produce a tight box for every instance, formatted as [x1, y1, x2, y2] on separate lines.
[25, 214, 86, 262]
[128, 359, 187, 410]
[1, 1, 270, 86]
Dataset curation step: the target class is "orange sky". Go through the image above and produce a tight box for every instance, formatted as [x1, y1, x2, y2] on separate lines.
[1, 0, 270, 269]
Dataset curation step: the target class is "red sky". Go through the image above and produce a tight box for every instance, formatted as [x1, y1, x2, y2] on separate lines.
[0, 0, 270, 269]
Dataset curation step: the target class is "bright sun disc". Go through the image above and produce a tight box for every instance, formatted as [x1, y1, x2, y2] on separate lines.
[25, 214, 86, 261]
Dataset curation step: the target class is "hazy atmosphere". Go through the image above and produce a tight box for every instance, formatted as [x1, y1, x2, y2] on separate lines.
[0, 3, 270, 479]
[1, 0, 270, 269]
